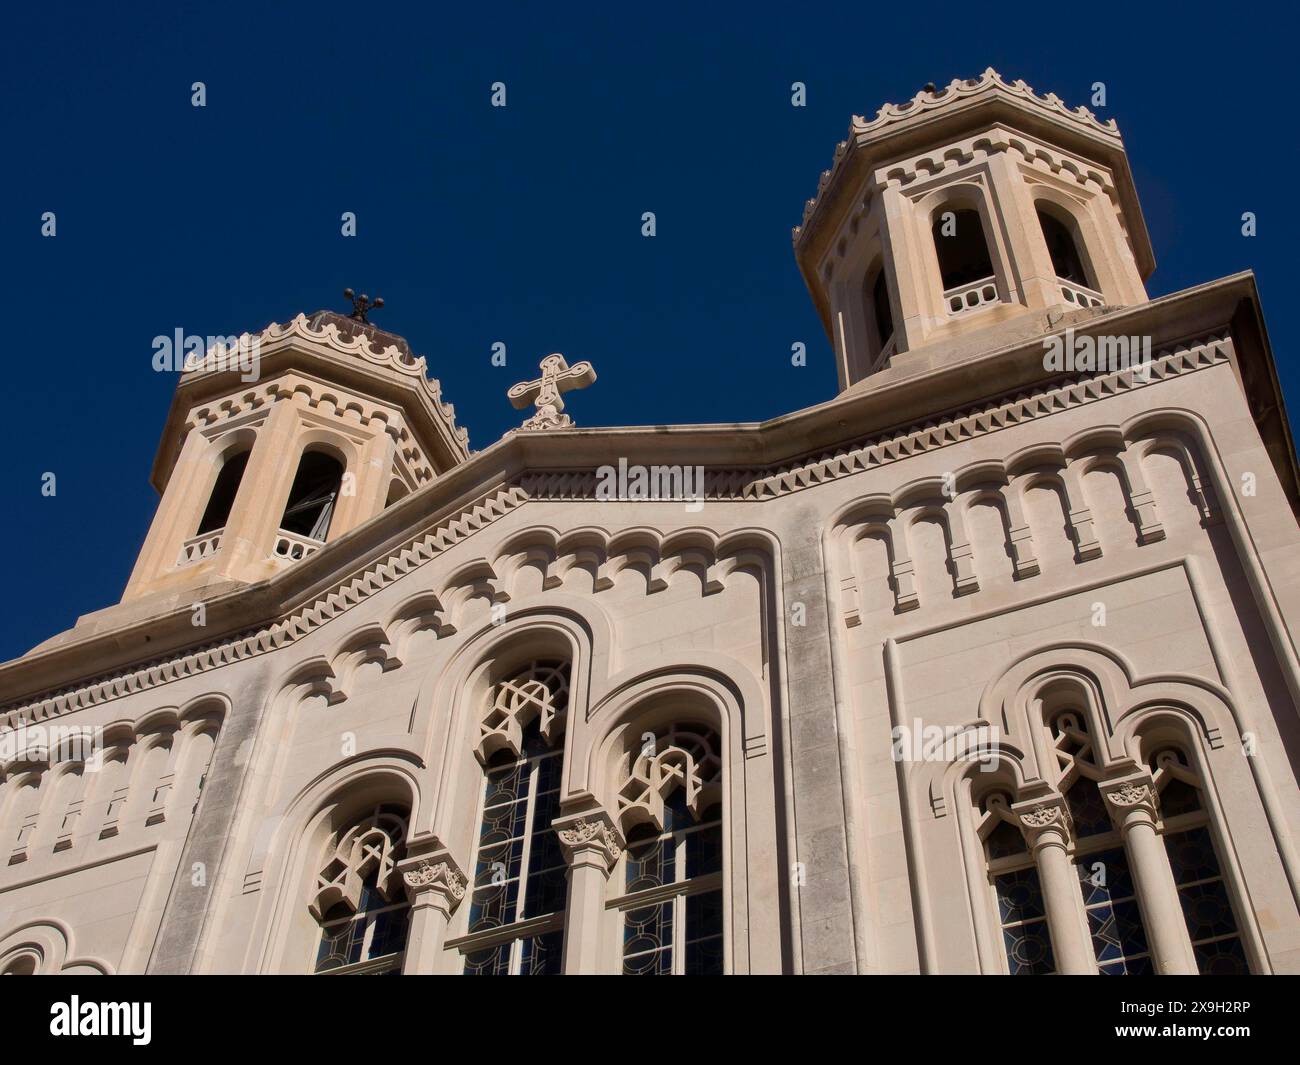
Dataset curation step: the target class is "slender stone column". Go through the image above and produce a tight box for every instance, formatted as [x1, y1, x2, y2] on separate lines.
[221, 397, 301, 576]
[397, 850, 468, 975]
[1100, 775, 1198, 975]
[553, 809, 623, 975]
[1012, 795, 1095, 975]
[123, 428, 215, 597]
[984, 149, 1058, 311]
[878, 182, 927, 350]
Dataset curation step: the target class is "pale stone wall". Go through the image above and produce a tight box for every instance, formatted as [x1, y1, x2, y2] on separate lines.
[4, 327, 1298, 974]
[4, 71, 1299, 977]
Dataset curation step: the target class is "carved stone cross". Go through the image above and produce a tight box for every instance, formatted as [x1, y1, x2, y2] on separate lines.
[507, 353, 596, 430]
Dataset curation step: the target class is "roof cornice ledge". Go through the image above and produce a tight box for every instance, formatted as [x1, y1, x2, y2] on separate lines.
[793, 70, 1131, 261]
[1, 274, 1286, 716]
[181, 313, 468, 450]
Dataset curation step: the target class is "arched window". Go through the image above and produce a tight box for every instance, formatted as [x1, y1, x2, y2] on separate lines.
[462, 660, 571, 975]
[311, 804, 411, 974]
[976, 789, 1056, 975]
[196, 450, 249, 535]
[280, 451, 344, 542]
[867, 264, 894, 354]
[615, 724, 724, 975]
[1048, 709, 1153, 974]
[1073, 819, 1151, 975]
[1037, 208, 1091, 288]
[932, 207, 995, 311]
[1149, 747, 1249, 974]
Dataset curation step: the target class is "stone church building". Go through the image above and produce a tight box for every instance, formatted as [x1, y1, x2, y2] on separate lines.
[2, 70, 1298, 976]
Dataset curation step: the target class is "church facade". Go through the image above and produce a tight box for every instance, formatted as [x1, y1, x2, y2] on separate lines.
[2, 70, 1299, 976]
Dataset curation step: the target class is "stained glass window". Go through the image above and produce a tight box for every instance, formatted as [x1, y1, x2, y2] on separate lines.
[1150, 747, 1250, 975]
[460, 661, 570, 975]
[994, 867, 1055, 975]
[620, 789, 723, 975]
[615, 725, 724, 976]
[1065, 777, 1111, 839]
[464, 931, 564, 975]
[1165, 825, 1249, 975]
[315, 881, 411, 974]
[978, 789, 1056, 976]
[313, 805, 410, 975]
[1076, 847, 1152, 974]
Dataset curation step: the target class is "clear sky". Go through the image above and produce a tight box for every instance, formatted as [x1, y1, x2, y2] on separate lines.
[1, 1, 1293, 663]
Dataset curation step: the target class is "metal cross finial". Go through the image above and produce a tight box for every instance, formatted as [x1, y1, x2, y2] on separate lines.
[343, 288, 385, 323]
[507, 353, 597, 431]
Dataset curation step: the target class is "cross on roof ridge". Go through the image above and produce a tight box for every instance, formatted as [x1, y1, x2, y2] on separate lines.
[508, 353, 597, 431]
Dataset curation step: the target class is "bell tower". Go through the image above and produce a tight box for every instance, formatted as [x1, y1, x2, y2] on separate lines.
[120, 297, 469, 607]
[793, 70, 1155, 391]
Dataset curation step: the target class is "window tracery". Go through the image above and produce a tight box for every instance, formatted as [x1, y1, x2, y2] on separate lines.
[475, 658, 570, 765]
[613, 725, 724, 975]
[1045, 709, 1153, 973]
[461, 660, 571, 975]
[311, 804, 410, 974]
[972, 688, 1255, 976]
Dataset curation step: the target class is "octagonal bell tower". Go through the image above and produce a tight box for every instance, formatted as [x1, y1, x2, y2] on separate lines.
[794, 70, 1156, 391]
[120, 306, 469, 608]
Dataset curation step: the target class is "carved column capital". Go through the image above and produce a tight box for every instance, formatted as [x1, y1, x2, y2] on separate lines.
[553, 809, 624, 872]
[1100, 773, 1160, 830]
[1011, 794, 1072, 851]
[397, 850, 468, 912]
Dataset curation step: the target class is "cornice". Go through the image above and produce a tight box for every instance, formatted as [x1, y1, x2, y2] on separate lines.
[856, 68, 1117, 141]
[794, 69, 1118, 244]
[0, 483, 530, 730]
[521, 333, 1231, 502]
[790, 72, 1155, 327]
[149, 313, 470, 493]
[0, 327, 1234, 726]
[183, 313, 467, 449]
[880, 126, 1117, 200]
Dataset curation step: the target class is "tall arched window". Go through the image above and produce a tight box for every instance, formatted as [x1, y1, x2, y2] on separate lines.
[280, 450, 344, 542]
[310, 804, 411, 974]
[1049, 709, 1154, 974]
[932, 207, 996, 314]
[1148, 746, 1249, 974]
[866, 264, 894, 356]
[462, 660, 571, 975]
[196, 449, 250, 535]
[615, 724, 724, 975]
[1036, 208, 1091, 288]
[976, 789, 1056, 975]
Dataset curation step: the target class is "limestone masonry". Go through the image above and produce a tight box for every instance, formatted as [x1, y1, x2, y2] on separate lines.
[2, 71, 1298, 975]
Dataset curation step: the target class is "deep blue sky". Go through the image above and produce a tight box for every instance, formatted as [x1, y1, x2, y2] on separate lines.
[1, 1, 1293, 664]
